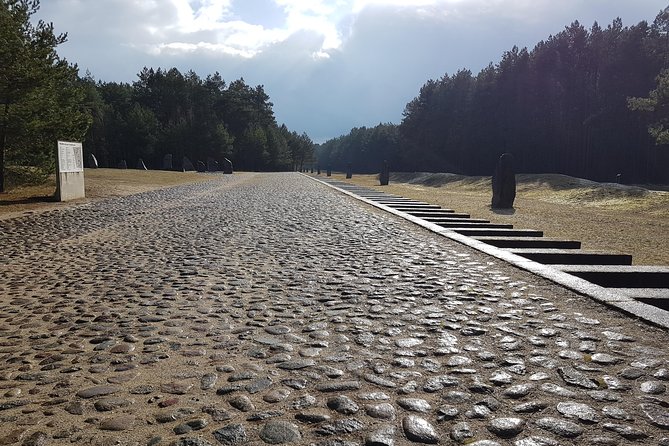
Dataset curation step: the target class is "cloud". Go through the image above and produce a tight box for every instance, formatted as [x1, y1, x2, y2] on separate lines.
[35, 0, 668, 141]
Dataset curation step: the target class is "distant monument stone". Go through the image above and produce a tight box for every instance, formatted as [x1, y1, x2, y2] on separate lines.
[346, 163, 352, 179]
[310, 166, 314, 174]
[162, 154, 173, 170]
[182, 156, 195, 171]
[327, 167, 332, 177]
[491, 153, 516, 209]
[207, 157, 219, 172]
[379, 160, 389, 186]
[136, 158, 148, 170]
[117, 160, 127, 169]
[317, 166, 321, 175]
[223, 158, 233, 174]
[196, 160, 206, 172]
[86, 153, 98, 169]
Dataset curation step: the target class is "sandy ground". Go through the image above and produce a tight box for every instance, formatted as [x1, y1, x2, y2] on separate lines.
[326, 172, 669, 266]
[0, 169, 211, 221]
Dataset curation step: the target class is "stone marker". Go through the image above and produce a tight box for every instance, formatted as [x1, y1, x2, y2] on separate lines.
[137, 158, 148, 170]
[56, 141, 85, 201]
[311, 166, 314, 173]
[207, 157, 219, 172]
[379, 160, 389, 186]
[117, 160, 127, 169]
[317, 166, 321, 175]
[223, 158, 233, 174]
[327, 167, 332, 177]
[196, 161, 206, 172]
[491, 153, 516, 209]
[162, 154, 173, 170]
[86, 153, 98, 169]
[182, 156, 195, 171]
[346, 163, 352, 179]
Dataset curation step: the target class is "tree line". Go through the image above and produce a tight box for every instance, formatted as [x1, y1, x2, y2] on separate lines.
[318, 11, 669, 183]
[83, 68, 314, 172]
[0, 0, 313, 193]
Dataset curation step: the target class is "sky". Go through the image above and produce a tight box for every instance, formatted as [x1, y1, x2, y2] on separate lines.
[36, 0, 667, 143]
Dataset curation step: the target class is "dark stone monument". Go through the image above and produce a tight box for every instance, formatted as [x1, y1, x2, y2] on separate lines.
[379, 160, 389, 186]
[310, 166, 314, 174]
[136, 158, 148, 170]
[182, 156, 195, 171]
[326, 168, 332, 177]
[117, 160, 127, 169]
[491, 153, 516, 209]
[317, 166, 321, 175]
[86, 153, 98, 169]
[196, 160, 206, 172]
[162, 154, 173, 170]
[346, 163, 352, 179]
[223, 158, 233, 174]
[207, 157, 219, 172]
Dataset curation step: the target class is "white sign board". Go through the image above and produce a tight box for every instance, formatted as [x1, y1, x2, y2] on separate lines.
[57, 141, 84, 173]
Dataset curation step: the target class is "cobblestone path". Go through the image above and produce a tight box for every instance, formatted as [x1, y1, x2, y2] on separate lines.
[1, 172, 668, 446]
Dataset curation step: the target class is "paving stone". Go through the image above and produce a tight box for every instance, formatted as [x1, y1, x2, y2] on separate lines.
[397, 398, 431, 413]
[534, 417, 583, 438]
[366, 403, 396, 420]
[315, 418, 364, 436]
[640, 380, 667, 394]
[327, 395, 359, 414]
[99, 415, 135, 431]
[402, 415, 439, 444]
[556, 401, 600, 423]
[513, 437, 560, 446]
[76, 385, 121, 399]
[94, 397, 133, 411]
[602, 423, 649, 440]
[365, 425, 395, 446]
[640, 403, 669, 428]
[295, 411, 332, 423]
[487, 417, 525, 438]
[316, 381, 361, 392]
[450, 421, 474, 443]
[229, 395, 254, 412]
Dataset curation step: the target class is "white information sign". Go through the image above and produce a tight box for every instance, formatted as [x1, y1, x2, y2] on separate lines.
[57, 141, 84, 173]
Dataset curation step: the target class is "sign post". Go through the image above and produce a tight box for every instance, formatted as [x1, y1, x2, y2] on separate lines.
[56, 141, 85, 201]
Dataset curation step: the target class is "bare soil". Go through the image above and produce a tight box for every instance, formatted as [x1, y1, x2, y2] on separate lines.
[333, 172, 669, 266]
[0, 168, 210, 221]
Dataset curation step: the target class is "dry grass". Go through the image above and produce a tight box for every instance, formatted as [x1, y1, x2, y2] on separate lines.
[330, 172, 669, 266]
[0, 168, 210, 220]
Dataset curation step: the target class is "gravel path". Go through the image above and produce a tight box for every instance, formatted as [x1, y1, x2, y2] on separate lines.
[0, 172, 668, 446]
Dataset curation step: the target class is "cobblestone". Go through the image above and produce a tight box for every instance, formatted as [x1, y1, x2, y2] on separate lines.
[0, 172, 668, 444]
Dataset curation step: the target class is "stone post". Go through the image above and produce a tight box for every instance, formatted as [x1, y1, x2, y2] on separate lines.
[86, 153, 98, 168]
[162, 154, 173, 170]
[379, 160, 389, 186]
[346, 163, 352, 179]
[223, 158, 233, 174]
[491, 153, 516, 209]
